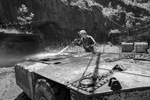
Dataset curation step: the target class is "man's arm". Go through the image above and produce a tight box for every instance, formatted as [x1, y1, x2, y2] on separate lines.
[89, 36, 96, 47]
[72, 38, 82, 46]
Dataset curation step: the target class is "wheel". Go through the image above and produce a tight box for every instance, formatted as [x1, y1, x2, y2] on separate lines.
[35, 79, 71, 100]
[35, 79, 55, 100]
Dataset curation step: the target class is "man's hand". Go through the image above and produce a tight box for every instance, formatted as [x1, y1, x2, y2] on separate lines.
[72, 38, 81, 45]
[72, 39, 78, 43]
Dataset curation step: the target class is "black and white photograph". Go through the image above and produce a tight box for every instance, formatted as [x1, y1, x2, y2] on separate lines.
[0, 0, 150, 100]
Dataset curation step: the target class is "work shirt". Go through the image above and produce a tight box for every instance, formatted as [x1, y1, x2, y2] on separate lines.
[77, 35, 96, 52]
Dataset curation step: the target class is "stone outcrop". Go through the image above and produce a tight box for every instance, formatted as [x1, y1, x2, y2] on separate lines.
[0, 0, 111, 44]
[0, 0, 105, 29]
[1, 0, 142, 45]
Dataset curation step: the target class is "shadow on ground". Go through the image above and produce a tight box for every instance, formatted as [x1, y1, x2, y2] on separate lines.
[15, 92, 31, 100]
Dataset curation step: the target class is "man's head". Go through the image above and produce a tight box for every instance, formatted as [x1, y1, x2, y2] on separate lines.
[78, 30, 87, 38]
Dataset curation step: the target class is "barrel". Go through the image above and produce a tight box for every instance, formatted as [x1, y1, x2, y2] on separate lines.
[134, 42, 148, 53]
[121, 42, 134, 52]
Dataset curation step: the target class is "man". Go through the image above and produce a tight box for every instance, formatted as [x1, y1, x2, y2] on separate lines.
[73, 30, 96, 53]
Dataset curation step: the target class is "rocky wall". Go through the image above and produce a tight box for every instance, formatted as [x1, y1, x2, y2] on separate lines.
[0, 0, 126, 45]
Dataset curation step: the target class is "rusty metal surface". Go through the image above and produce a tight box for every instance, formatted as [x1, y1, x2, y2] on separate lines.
[17, 52, 150, 95]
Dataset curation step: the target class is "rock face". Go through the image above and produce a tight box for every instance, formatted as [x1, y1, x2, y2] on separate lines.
[0, 0, 125, 44]
[0, 0, 149, 45]
[0, 0, 105, 29]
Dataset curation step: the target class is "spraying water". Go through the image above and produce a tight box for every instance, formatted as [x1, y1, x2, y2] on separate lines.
[26, 45, 70, 60]
[56, 46, 70, 55]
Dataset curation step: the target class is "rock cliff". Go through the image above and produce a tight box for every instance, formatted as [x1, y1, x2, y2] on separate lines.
[0, 0, 148, 45]
[0, 0, 108, 43]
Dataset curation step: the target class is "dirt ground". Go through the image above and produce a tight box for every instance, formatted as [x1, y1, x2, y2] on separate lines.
[1, 45, 149, 100]
[0, 67, 22, 100]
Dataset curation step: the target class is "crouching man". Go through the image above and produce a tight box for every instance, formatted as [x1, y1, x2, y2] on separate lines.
[73, 30, 96, 53]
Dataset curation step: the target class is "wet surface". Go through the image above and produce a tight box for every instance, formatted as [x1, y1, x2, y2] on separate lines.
[1, 45, 150, 100]
[21, 52, 150, 94]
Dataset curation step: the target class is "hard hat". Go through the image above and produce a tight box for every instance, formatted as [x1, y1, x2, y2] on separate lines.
[78, 30, 87, 35]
